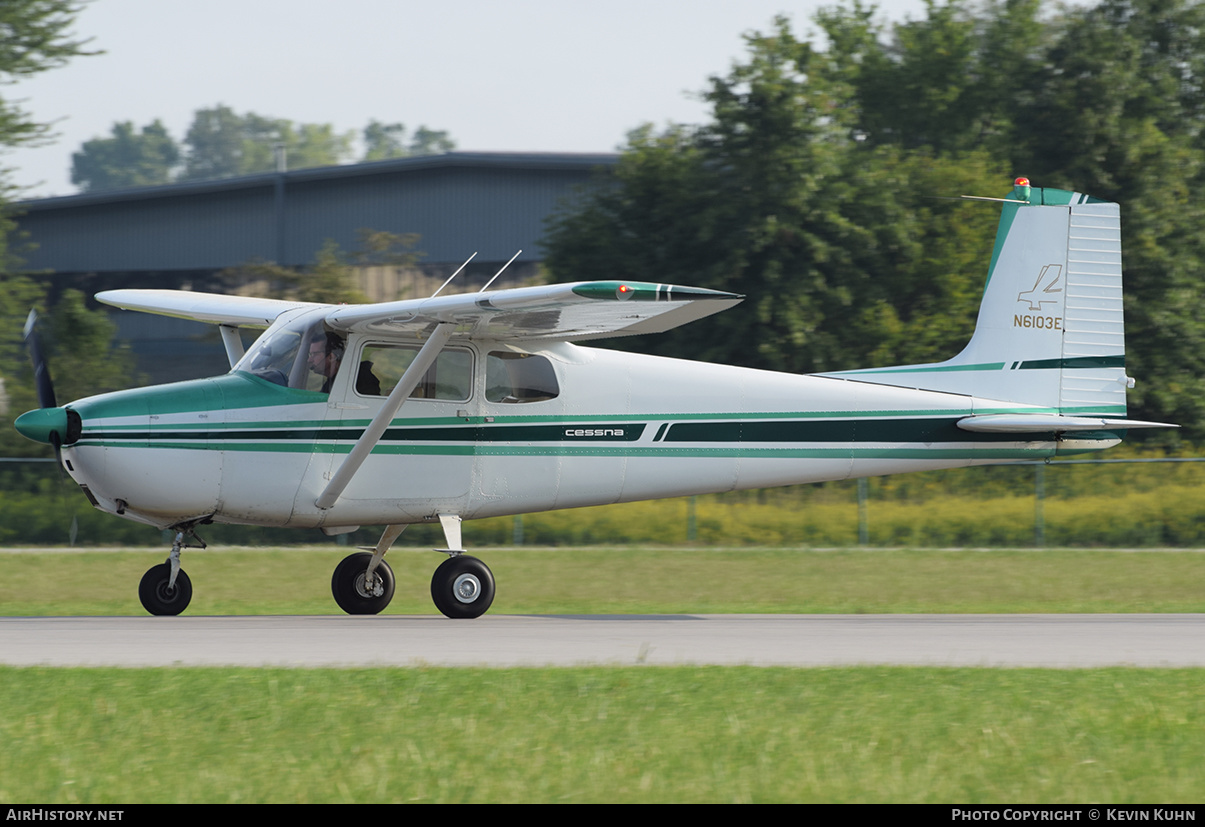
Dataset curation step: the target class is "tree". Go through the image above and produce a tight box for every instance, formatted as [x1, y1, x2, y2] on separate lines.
[179, 105, 356, 181]
[0, 1, 94, 155]
[362, 120, 407, 161]
[409, 126, 455, 156]
[0, 3, 97, 453]
[45, 288, 138, 405]
[218, 230, 423, 304]
[0, 282, 139, 458]
[362, 120, 456, 161]
[0, 1, 94, 269]
[545, 16, 1003, 375]
[70, 120, 180, 191]
[544, 0, 1205, 438]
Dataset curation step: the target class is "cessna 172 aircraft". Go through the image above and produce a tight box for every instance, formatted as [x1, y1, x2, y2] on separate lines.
[15, 179, 1175, 616]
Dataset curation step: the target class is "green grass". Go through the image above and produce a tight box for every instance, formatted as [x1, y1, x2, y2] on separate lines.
[5, 547, 1203, 803]
[2, 546, 1205, 615]
[1, 665, 1201, 803]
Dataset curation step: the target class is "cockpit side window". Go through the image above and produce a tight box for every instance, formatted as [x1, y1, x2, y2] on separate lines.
[358, 344, 472, 401]
[486, 351, 559, 403]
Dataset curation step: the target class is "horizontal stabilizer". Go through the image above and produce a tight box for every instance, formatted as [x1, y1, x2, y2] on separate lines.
[956, 414, 1178, 433]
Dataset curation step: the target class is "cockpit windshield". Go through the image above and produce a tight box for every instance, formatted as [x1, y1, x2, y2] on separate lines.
[234, 310, 335, 391]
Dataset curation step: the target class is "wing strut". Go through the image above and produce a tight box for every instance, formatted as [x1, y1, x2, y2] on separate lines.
[219, 325, 245, 368]
[314, 323, 455, 510]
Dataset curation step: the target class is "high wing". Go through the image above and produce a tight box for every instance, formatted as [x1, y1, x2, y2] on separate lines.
[97, 281, 743, 341]
[96, 289, 322, 328]
[326, 281, 742, 340]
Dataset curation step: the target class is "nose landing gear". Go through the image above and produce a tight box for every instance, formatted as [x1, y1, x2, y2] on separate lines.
[138, 527, 204, 616]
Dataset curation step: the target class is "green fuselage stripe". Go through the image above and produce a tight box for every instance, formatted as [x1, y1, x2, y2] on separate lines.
[70, 416, 1126, 460]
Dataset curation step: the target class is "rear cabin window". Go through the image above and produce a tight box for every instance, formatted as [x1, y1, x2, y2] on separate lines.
[486, 351, 559, 403]
[358, 344, 473, 401]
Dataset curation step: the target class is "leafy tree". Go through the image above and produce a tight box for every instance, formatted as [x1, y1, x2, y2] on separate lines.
[350, 228, 423, 268]
[178, 104, 246, 181]
[545, 0, 1205, 437]
[71, 110, 458, 188]
[179, 105, 355, 181]
[408, 126, 455, 156]
[362, 120, 456, 161]
[0, 283, 140, 457]
[219, 230, 423, 304]
[362, 120, 408, 161]
[292, 240, 369, 304]
[545, 17, 1002, 374]
[0, 2, 97, 453]
[45, 289, 138, 404]
[0, 1, 95, 155]
[69, 120, 180, 191]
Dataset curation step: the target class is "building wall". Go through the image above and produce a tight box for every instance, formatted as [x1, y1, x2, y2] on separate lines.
[12, 152, 616, 383]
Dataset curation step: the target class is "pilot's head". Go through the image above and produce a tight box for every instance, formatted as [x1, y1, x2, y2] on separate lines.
[307, 332, 345, 378]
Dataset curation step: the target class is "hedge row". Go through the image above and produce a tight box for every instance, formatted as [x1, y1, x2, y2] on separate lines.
[3, 478, 1202, 548]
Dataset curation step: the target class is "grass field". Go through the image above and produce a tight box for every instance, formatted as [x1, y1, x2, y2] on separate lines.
[1, 545, 1204, 615]
[1, 665, 1201, 803]
[3, 546, 1203, 803]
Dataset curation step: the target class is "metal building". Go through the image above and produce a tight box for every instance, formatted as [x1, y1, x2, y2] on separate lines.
[12, 151, 617, 380]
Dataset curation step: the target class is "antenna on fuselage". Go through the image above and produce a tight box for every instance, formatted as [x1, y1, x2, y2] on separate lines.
[430, 252, 478, 298]
[479, 250, 522, 293]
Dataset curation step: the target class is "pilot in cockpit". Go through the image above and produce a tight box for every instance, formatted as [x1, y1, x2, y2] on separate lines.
[307, 332, 381, 395]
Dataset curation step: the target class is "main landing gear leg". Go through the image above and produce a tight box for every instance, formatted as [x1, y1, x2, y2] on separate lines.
[430, 514, 495, 619]
[139, 527, 204, 616]
[331, 525, 404, 615]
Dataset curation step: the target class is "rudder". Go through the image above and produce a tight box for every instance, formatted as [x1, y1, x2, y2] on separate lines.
[828, 184, 1130, 418]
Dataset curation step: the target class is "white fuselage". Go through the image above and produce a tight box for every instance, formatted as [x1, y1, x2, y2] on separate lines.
[59, 339, 1102, 532]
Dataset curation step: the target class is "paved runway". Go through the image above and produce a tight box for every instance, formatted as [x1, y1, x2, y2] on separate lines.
[1, 614, 1203, 668]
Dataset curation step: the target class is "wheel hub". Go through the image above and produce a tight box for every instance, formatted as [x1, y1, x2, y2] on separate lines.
[354, 572, 384, 598]
[453, 573, 481, 603]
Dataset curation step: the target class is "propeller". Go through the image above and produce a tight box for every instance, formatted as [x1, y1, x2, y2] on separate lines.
[19, 310, 84, 545]
[23, 310, 56, 409]
[15, 309, 73, 465]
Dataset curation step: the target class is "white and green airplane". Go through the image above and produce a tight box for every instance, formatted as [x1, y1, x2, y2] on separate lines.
[15, 179, 1175, 617]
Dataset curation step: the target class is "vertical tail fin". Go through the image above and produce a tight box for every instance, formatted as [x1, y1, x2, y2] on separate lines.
[829, 185, 1131, 416]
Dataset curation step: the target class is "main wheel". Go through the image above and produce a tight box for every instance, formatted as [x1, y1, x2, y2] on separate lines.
[431, 555, 495, 619]
[331, 552, 396, 615]
[138, 563, 193, 616]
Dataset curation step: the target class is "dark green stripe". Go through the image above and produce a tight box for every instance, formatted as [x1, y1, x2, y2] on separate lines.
[665, 418, 1042, 444]
[1018, 355, 1125, 370]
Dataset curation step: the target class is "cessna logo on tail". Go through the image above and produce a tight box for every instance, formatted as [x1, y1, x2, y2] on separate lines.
[1017, 264, 1063, 311]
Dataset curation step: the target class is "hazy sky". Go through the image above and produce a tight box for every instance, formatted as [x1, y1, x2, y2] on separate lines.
[4, 0, 928, 198]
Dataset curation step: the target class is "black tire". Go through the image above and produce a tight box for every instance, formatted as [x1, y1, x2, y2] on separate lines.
[430, 555, 495, 619]
[331, 552, 395, 615]
[138, 563, 193, 616]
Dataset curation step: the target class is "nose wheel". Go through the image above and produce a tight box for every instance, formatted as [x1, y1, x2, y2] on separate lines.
[138, 562, 193, 616]
[138, 528, 202, 616]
